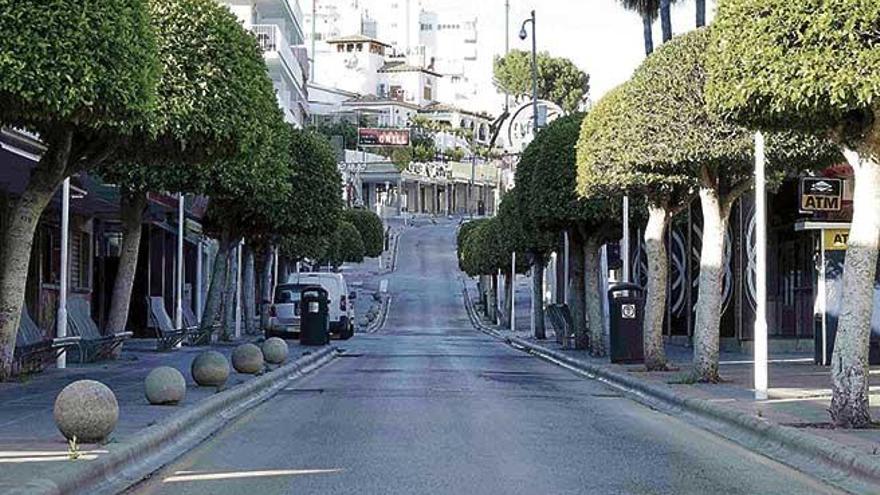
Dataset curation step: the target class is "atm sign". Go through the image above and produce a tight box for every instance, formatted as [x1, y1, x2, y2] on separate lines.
[823, 229, 850, 251]
[800, 177, 843, 212]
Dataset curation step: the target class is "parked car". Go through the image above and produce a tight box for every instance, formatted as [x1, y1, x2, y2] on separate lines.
[266, 283, 309, 339]
[283, 272, 356, 340]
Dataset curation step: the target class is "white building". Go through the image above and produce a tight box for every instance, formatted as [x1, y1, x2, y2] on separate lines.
[219, 0, 310, 127]
[417, 10, 482, 110]
[302, 0, 490, 112]
[322, 34, 390, 95]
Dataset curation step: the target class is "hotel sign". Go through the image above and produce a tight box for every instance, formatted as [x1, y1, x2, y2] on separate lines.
[357, 128, 410, 147]
[800, 177, 843, 212]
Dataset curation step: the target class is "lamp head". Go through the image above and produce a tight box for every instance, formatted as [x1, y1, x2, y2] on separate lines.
[519, 26, 528, 40]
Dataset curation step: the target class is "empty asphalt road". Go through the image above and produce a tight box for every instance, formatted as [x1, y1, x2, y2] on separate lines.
[128, 218, 841, 495]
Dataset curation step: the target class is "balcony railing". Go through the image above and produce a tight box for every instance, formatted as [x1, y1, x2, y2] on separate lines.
[251, 24, 303, 87]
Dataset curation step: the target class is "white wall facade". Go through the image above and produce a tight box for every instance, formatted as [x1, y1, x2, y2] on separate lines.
[218, 0, 310, 127]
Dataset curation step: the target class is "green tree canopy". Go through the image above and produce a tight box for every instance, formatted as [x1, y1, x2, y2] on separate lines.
[277, 130, 344, 260]
[459, 218, 510, 277]
[344, 209, 384, 258]
[523, 113, 621, 238]
[706, 0, 880, 139]
[0, 0, 157, 135]
[457, 219, 487, 274]
[322, 221, 365, 268]
[577, 84, 695, 207]
[597, 28, 839, 209]
[103, 0, 286, 195]
[493, 50, 590, 113]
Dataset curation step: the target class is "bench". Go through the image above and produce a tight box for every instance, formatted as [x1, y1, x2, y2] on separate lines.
[66, 298, 132, 362]
[147, 297, 214, 351]
[546, 304, 576, 345]
[14, 308, 81, 373]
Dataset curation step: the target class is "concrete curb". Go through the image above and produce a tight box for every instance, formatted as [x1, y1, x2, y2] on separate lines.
[23, 345, 338, 495]
[364, 293, 391, 334]
[461, 283, 880, 494]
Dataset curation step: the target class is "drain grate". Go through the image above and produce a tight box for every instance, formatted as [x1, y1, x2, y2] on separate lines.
[281, 388, 325, 394]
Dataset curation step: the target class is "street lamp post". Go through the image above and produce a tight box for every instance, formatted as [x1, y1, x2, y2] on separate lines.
[519, 10, 539, 135]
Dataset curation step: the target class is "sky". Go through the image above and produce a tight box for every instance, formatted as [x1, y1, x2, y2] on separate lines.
[425, 0, 718, 112]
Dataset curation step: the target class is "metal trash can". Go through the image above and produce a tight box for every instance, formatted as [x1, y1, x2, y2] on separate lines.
[299, 286, 330, 346]
[608, 283, 645, 364]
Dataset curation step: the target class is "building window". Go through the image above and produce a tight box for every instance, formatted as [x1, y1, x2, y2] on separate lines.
[423, 86, 432, 101]
[71, 231, 91, 290]
[41, 224, 61, 285]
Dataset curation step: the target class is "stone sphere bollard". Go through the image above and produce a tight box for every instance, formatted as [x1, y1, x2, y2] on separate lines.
[144, 366, 186, 405]
[53, 380, 119, 443]
[261, 338, 289, 365]
[232, 343, 264, 374]
[191, 351, 230, 387]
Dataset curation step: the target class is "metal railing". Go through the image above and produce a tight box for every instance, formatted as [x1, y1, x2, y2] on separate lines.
[251, 24, 299, 82]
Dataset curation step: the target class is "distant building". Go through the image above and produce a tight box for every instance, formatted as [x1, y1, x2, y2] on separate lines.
[302, 0, 491, 112]
[218, 0, 310, 127]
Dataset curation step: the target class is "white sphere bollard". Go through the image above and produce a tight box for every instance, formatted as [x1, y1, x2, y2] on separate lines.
[53, 380, 119, 443]
[144, 366, 186, 405]
[261, 338, 289, 365]
[191, 351, 230, 387]
[232, 343, 264, 374]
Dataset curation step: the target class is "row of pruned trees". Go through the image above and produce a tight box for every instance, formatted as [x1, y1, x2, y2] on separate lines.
[0, 0, 361, 379]
[459, 114, 621, 356]
[472, 0, 880, 429]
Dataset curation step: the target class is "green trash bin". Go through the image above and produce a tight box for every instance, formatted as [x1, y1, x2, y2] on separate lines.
[299, 286, 330, 346]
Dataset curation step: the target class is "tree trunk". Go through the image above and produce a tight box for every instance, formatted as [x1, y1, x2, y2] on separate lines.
[105, 191, 147, 339]
[259, 244, 273, 332]
[643, 205, 670, 370]
[500, 269, 513, 329]
[830, 149, 880, 428]
[488, 274, 498, 323]
[696, 0, 706, 27]
[221, 243, 240, 341]
[569, 230, 588, 350]
[242, 244, 257, 336]
[584, 235, 605, 356]
[0, 132, 72, 380]
[641, 13, 654, 56]
[531, 252, 546, 340]
[660, 0, 672, 42]
[199, 233, 232, 341]
[692, 187, 730, 382]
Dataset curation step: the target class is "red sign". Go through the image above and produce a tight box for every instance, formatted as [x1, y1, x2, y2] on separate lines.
[357, 128, 410, 147]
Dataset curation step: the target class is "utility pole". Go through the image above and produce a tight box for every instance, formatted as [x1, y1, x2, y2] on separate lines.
[310, 0, 317, 81]
[754, 132, 768, 400]
[504, 0, 510, 110]
[56, 178, 70, 369]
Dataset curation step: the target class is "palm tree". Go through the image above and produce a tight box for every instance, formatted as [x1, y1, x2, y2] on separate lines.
[660, 0, 673, 42]
[618, 0, 661, 55]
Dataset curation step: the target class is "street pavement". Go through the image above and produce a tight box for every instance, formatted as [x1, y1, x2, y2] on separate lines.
[127, 217, 842, 495]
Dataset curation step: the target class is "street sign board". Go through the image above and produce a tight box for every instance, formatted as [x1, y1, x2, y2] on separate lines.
[357, 128, 410, 147]
[800, 177, 843, 212]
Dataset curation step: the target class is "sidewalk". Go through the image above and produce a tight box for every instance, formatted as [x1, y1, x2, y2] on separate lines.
[0, 337, 333, 494]
[463, 275, 880, 491]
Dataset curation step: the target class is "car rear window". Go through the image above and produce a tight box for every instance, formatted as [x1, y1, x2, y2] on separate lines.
[275, 284, 307, 304]
[294, 275, 342, 292]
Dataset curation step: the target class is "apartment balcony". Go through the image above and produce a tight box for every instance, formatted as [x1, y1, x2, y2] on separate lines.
[251, 24, 305, 90]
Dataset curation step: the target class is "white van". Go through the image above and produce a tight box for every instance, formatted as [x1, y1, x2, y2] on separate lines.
[282, 272, 355, 339]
